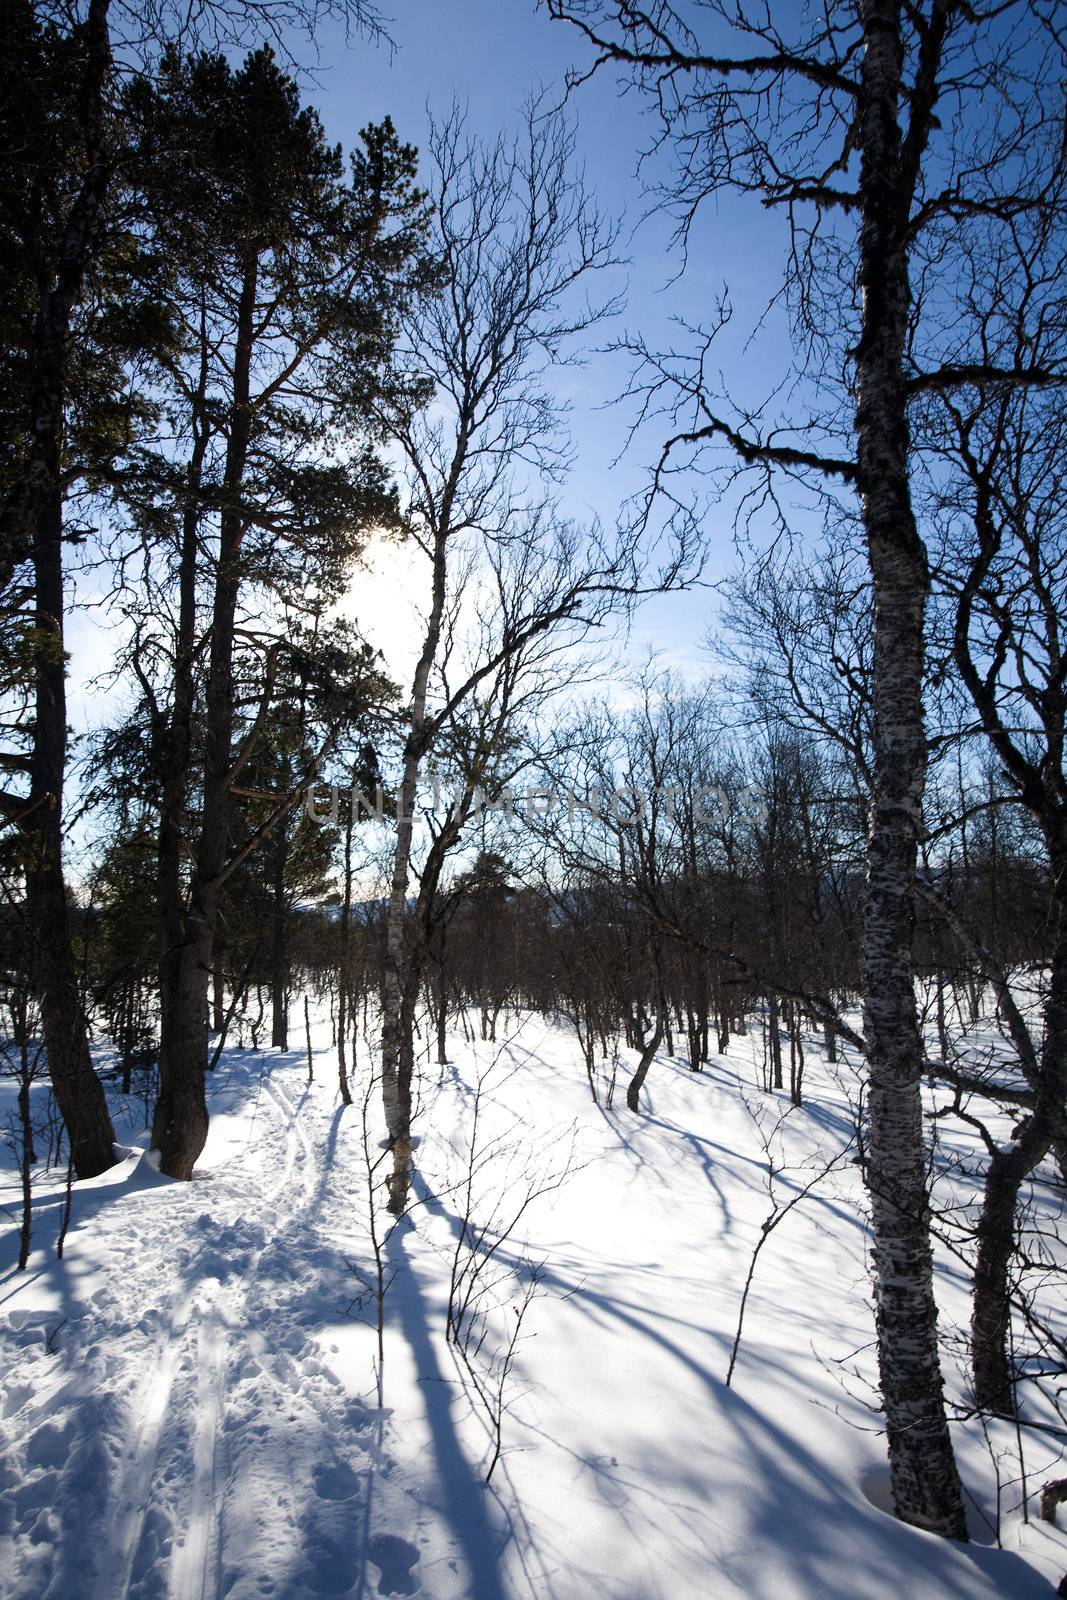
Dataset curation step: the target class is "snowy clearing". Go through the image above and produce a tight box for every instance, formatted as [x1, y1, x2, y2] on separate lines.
[1, 1016, 1064, 1599]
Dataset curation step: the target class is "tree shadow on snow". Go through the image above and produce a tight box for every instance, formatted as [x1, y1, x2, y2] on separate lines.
[406, 1167, 1051, 1600]
[382, 1217, 514, 1600]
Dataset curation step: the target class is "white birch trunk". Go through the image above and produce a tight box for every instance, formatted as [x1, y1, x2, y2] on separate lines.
[854, 0, 966, 1540]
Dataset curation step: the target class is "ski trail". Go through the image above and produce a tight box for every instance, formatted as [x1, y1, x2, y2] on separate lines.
[0, 1056, 388, 1600]
[92, 1298, 195, 1600]
[261, 1075, 316, 1206]
[163, 1081, 313, 1600]
[91, 1067, 315, 1600]
[2, 1040, 558, 1600]
[167, 1289, 225, 1600]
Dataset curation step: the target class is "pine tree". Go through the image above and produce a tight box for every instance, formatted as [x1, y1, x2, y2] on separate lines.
[117, 48, 436, 1176]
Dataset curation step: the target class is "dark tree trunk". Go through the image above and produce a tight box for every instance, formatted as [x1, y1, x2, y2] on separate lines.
[971, 909, 1067, 1415]
[270, 810, 290, 1050]
[384, 975, 419, 1213]
[304, 993, 313, 1084]
[626, 1006, 664, 1112]
[715, 978, 729, 1055]
[436, 972, 447, 1066]
[935, 970, 949, 1063]
[970, 1144, 1025, 1417]
[155, 351, 211, 1175]
[155, 253, 257, 1178]
[18, 1053, 34, 1270]
[153, 938, 210, 1176]
[686, 1006, 702, 1072]
[26, 481, 115, 1180]
[768, 994, 783, 1091]
[788, 1009, 804, 1107]
[381, 484, 449, 1213]
[855, 0, 966, 1540]
[16, 0, 117, 1181]
[337, 802, 354, 1105]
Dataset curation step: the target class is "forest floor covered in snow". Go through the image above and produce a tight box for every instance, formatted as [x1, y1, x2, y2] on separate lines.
[1, 1014, 1065, 1599]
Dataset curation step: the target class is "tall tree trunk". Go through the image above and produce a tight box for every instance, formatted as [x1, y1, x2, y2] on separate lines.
[25, 404, 115, 1184]
[855, 0, 966, 1540]
[435, 964, 448, 1065]
[381, 470, 453, 1213]
[381, 757, 421, 1212]
[970, 1143, 1027, 1418]
[626, 1003, 664, 1112]
[269, 795, 290, 1050]
[337, 799, 354, 1105]
[153, 339, 208, 1174]
[18, 0, 116, 1181]
[17, 1038, 34, 1270]
[768, 993, 783, 1091]
[715, 976, 729, 1055]
[789, 1008, 804, 1107]
[154, 253, 257, 1178]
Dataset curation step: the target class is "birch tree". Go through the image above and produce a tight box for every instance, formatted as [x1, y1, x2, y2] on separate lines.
[372, 105, 699, 1214]
[545, 0, 1065, 1538]
[924, 357, 1067, 1417]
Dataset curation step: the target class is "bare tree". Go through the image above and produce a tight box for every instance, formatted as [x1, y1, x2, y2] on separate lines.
[445, 1042, 576, 1482]
[923, 343, 1067, 1416]
[544, 0, 1066, 1537]
[373, 104, 698, 1215]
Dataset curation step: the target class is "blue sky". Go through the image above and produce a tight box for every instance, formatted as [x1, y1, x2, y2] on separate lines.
[295, 0, 802, 681]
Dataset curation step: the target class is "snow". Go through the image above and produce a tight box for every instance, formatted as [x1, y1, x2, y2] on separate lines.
[0, 1015, 1064, 1599]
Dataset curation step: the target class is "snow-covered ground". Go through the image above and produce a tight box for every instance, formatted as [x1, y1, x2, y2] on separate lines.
[1, 1014, 1064, 1599]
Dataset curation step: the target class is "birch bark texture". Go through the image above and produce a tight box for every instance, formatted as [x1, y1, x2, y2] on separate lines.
[852, 0, 966, 1538]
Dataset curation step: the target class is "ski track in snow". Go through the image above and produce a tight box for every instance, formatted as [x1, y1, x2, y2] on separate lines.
[0, 1054, 408, 1600]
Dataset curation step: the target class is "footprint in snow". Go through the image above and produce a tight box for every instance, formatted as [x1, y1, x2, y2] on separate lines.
[311, 1460, 361, 1501]
[343, 1402, 378, 1432]
[300, 1540, 357, 1596]
[367, 1534, 420, 1597]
